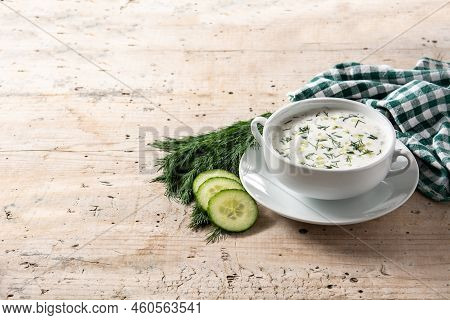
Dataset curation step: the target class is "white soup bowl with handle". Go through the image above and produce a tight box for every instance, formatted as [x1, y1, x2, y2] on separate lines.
[250, 98, 413, 200]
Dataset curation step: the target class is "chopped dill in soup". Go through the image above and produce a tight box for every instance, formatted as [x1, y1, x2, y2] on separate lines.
[273, 109, 385, 169]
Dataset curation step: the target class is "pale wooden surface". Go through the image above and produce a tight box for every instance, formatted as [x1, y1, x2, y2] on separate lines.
[0, 0, 449, 300]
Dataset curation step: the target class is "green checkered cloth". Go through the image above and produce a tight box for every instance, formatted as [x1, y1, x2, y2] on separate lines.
[288, 58, 450, 201]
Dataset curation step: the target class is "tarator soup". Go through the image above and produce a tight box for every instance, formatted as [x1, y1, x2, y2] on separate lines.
[273, 109, 385, 169]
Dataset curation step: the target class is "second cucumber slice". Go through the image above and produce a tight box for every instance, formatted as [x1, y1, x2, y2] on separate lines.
[196, 177, 243, 210]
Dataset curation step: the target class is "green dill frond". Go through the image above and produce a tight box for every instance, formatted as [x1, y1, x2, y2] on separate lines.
[151, 112, 271, 205]
[206, 227, 228, 244]
[298, 125, 309, 134]
[350, 139, 365, 152]
[189, 204, 209, 230]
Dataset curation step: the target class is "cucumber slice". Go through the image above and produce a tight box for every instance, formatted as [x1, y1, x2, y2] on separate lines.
[208, 189, 258, 232]
[193, 169, 240, 194]
[196, 177, 243, 210]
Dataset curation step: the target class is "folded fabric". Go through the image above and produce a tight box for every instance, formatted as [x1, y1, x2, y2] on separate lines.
[288, 58, 450, 201]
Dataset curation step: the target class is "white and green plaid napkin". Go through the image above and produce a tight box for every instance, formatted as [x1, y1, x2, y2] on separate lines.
[289, 58, 450, 201]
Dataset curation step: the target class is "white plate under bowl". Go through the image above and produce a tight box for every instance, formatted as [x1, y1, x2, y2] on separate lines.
[239, 141, 419, 225]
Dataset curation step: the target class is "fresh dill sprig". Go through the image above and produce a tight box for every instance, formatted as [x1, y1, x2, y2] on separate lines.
[354, 119, 366, 127]
[206, 227, 228, 244]
[326, 133, 342, 148]
[315, 110, 329, 117]
[280, 136, 293, 143]
[189, 204, 210, 230]
[308, 141, 318, 150]
[298, 125, 310, 134]
[341, 114, 358, 122]
[152, 112, 271, 204]
[350, 139, 365, 152]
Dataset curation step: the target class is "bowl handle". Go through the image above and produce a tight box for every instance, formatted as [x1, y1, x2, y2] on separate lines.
[250, 117, 268, 146]
[386, 148, 414, 179]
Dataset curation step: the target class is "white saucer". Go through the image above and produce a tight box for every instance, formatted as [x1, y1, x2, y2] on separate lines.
[239, 141, 419, 225]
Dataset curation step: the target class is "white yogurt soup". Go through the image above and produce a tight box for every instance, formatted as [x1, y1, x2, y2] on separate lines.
[273, 108, 385, 169]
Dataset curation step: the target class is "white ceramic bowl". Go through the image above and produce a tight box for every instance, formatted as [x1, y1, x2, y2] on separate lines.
[251, 98, 413, 200]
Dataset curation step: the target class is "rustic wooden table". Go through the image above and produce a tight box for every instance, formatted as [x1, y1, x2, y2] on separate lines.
[1, 0, 449, 300]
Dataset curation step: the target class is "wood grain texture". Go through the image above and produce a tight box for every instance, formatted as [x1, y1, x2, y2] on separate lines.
[0, 0, 449, 299]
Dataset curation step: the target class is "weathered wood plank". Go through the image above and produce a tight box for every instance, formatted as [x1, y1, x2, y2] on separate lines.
[0, 0, 449, 299]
